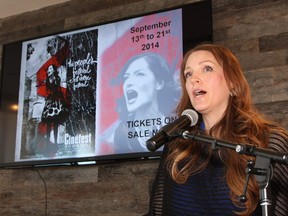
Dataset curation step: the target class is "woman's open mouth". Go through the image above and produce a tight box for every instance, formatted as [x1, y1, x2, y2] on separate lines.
[126, 89, 138, 104]
[194, 89, 206, 97]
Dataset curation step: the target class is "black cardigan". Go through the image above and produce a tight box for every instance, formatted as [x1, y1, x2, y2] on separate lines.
[145, 132, 288, 216]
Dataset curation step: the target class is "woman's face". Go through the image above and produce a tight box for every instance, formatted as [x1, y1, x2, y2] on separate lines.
[47, 65, 54, 77]
[184, 50, 230, 120]
[123, 58, 162, 113]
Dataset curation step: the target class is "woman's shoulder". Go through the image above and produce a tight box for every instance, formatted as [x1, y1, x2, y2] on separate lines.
[268, 131, 288, 152]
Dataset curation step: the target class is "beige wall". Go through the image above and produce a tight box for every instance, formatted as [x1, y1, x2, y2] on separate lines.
[0, 0, 287, 215]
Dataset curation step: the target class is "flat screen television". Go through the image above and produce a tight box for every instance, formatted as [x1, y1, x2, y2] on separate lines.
[0, 0, 213, 168]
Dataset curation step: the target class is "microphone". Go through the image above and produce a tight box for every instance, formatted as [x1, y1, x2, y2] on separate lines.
[146, 109, 199, 152]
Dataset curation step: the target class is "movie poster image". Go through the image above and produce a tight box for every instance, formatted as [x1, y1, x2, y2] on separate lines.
[15, 28, 98, 161]
[95, 9, 183, 154]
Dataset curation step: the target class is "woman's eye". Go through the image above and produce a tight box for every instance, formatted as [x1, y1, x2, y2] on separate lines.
[184, 72, 193, 79]
[123, 75, 129, 81]
[204, 65, 213, 72]
[136, 72, 145, 77]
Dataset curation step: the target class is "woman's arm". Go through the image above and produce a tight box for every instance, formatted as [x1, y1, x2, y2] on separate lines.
[144, 146, 169, 216]
[269, 132, 288, 216]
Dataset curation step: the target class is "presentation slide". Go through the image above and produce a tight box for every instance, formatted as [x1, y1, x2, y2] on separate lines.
[15, 8, 183, 161]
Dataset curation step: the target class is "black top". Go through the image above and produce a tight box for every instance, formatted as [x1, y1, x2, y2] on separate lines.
[145, 132, 288, 216]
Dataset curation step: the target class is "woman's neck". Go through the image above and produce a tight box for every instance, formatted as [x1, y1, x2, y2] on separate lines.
[202, 111, 224, 133]
[134, 105, 162, 120]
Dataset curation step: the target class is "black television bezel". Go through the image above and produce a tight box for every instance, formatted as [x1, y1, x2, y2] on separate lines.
[0, 0, 213, 168]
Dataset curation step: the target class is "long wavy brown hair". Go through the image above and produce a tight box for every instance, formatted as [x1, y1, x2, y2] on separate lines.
[166, 43, 287, 215]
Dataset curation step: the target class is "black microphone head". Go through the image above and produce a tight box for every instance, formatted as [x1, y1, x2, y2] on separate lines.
[181, 109, 198, 126]
[146, 109, 198, 152]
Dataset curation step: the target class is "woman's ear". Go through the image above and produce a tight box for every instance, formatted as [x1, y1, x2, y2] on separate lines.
[156, 80, 164, 90]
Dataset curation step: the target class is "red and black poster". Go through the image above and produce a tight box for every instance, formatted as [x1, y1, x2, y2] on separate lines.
[16, 29, 98, 161]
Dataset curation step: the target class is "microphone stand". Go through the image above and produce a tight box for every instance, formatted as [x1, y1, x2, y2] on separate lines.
[179, 130, 288, 216]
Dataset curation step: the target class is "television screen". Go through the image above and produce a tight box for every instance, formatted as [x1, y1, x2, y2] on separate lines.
[0, 0, 212, 168]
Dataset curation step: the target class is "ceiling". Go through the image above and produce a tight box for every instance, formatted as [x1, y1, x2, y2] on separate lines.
[0, 0, 70, 19]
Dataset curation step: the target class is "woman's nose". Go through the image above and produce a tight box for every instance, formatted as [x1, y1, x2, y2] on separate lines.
[124, 77, 133, 87]
[190, 75, 201, 86]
